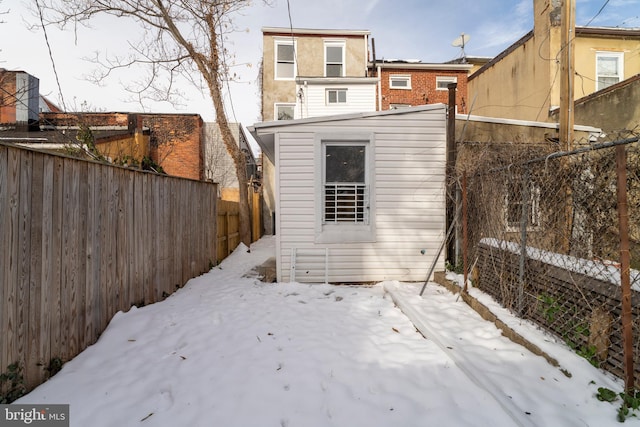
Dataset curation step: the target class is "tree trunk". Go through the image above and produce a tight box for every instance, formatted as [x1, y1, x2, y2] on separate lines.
[205, 18, 252, 247]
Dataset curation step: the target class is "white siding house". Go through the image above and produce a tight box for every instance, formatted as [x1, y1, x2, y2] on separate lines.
[295, 78, 378, 119]
[250, 105, 447, 283]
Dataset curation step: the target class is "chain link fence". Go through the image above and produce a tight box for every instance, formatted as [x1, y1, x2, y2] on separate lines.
[456, 134, 640, 387]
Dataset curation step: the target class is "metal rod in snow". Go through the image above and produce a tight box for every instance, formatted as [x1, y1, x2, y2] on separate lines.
[616, 145, 634, 391]
[420, 205, 459, 296]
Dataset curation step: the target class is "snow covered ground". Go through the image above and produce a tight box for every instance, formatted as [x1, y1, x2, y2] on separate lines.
[17, 236, 630, 426]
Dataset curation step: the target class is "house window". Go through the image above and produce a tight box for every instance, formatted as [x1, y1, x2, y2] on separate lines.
[436, 76, 457, 90]
[505, 181, 541, 230]
[275, 40, 295, 79]
[275, 103, 295, 120]
[326, 89, 347, 104]
[315, 133, 375, 243]
[596, 52, 623, 91]
[325, 41, 345, 77]
[390, 75, 411, 89]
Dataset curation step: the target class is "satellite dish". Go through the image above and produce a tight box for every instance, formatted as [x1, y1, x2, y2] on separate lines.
[452, 33, 471, 48]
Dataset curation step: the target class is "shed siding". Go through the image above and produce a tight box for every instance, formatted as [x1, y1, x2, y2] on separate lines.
[275, 108, 446, 283]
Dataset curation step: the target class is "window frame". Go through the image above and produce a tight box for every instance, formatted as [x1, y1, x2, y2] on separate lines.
[504, 180, 541, 231]
[274, 103, 296, 121]
[389, 75, 412, 90]
[596, 51, 624, 91]
[274, 39, 296, 80]
[326, 88, 348, 105]
[436, 76, 458, 91]
[314, 133, 376, 243]
[324, 40, 346, 78]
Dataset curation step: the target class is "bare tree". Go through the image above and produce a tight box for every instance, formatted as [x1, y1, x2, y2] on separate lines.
[36, 0, 263, 246]
[203, 121, 238, 190]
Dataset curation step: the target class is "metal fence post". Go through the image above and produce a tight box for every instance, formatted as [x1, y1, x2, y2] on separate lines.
[518, 166, 530, 316]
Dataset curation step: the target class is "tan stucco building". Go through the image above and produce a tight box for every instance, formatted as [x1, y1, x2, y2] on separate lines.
[468, 0, 640, 125]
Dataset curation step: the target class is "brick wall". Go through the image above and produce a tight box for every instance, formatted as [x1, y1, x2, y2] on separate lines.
[0, 71, 18, 123]
[142, 114, 203, 181]
[378, 68, 469, 113]
[41, 112, 204, 181]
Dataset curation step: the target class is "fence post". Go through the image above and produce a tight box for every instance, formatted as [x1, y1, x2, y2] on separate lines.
[225, 210, 231, 257]
[518, 166, 530, 316]
[462, 171, 469, 292]
[616, 144, 634, 391]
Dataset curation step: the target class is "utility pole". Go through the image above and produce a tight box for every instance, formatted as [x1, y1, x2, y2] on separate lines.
[559, 0, 575, 150]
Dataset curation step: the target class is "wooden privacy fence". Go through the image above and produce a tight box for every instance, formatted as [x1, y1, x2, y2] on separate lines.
[0, 144, 217, 392]
[217, 199, 240, 263]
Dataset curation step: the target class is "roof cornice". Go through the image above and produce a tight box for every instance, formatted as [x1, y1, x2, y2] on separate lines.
[576, 26, 640, 38]
[261, 26, 370, 36]
[369, 61, 472, 71]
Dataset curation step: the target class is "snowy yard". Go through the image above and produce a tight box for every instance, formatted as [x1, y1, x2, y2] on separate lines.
[17, 237, 629, 426]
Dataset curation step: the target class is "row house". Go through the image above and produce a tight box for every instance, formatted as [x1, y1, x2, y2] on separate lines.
[468, 0, 640, 127]
[261, 27, 377, 122]
[369, 60, 472, 113]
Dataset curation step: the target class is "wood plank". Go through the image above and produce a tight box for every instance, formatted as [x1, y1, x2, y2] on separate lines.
[39, 156, 54, 381]
[49, 157, 63, 367]
[123, 170, 134, 310]
[161, 176, 170, 296]
[105, 166, 116, 323]
[17, 150, 32, 381]
[169, 178, 178, 293]
[149, 176, 159, 303]
[68, 160, 80, 359]
[0, 146, 8, 381]
[84, 163, 98, 346]
[76, 161, 88, 350]
[132, 172, 144, 307]
[99, 165, 110, 332]
[27, 152, 43, 388]
[144, 174, 154, 305]
[115, 168, 128, 311]
[60, 158, 72, 361]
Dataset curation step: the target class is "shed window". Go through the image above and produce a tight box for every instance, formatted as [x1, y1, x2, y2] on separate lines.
[324, 145, 368, 224]
[315, 133, 375, 244]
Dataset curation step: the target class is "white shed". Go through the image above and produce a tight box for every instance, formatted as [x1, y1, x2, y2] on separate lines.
[249, 105, 447, 283]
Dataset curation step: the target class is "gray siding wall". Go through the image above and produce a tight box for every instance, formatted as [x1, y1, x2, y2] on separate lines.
[275, 107, 447, 283]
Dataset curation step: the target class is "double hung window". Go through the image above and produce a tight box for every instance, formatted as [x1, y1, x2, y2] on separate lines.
[323, 144, 368, 224]
[505, 181, 541, 230]
[275, 40, 295, 79]
[325, 42, 345, 77]
[596, 52, 623, 91]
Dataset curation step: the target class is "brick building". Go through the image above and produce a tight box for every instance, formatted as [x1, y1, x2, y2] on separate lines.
[41, 112, 204, 181]
[369, 60, 472, 113]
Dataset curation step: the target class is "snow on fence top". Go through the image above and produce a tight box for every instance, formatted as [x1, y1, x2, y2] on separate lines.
[480, 238, 640, 291]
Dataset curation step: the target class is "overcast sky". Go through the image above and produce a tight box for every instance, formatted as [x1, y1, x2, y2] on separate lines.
[1, 0, 639, 130]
